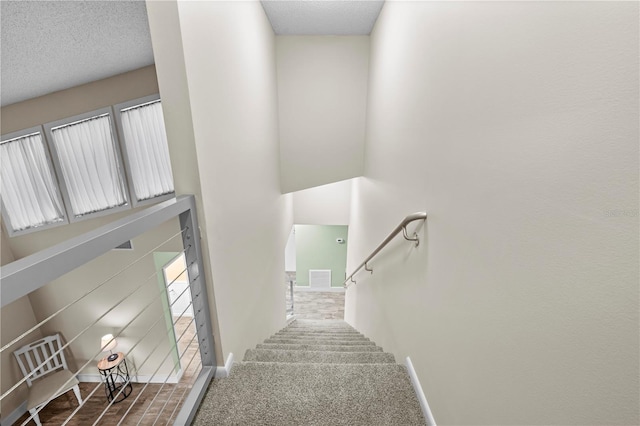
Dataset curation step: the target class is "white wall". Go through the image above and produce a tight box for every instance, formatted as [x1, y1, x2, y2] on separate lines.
[293, 178, 352, 225]
[145, 0, 224, 365]
[346, 2, 639, 425]
[277, 36, 369, 193]
[149, 0, 292, 363]
[285, 227, 296, 272]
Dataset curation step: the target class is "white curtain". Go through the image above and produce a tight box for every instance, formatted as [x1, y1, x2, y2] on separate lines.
[0, 133, 65, 231]
[120, 101, 174, 201]
[51, 115, 127, 216]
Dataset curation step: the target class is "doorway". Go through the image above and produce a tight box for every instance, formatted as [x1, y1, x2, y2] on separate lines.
[283, 224, 347, 320]
[163, 253, 193, 318]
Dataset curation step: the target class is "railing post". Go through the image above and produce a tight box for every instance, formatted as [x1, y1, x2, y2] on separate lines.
[179, 200, 215, 368]
[290, 280, 294, 315]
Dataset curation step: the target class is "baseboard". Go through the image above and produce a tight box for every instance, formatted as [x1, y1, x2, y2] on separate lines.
[0, 401, 26, 426]
[214, 352, 234, 379]
[293, 286, 345, 293]
[77, 371, 182, 384]
[405, 357, 436, 426]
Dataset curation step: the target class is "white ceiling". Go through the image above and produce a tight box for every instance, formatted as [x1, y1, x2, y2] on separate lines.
[1, 1, 154, 107]
[0, 0, 384, 108]
[262, 0, 384, 35]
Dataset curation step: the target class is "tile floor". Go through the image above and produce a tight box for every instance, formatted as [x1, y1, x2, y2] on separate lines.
[285, 275, 345, 320]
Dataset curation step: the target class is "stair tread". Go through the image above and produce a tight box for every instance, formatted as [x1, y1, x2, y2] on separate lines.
[272, 334, 369, 341]
[276, 330, 364, 336]
[244, 349, 395, 364]
[264, 338, 376, 346]
[256, 343, 383, 352]
[195, 362, 425, 425]
[194, 320, 425, 425]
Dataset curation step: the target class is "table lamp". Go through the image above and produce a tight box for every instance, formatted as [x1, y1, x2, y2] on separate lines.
[101, 334, 118, 362]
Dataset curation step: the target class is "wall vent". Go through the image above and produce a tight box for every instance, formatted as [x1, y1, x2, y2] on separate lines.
[309, 269, 331, 288]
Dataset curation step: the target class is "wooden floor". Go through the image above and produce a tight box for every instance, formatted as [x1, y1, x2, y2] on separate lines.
[16, 317, 200, 426]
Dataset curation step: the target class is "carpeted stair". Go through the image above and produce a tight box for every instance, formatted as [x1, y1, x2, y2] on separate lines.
[194, 319, 426, 425]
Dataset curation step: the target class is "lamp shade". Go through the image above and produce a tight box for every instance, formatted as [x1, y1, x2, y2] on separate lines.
[101, 334, 117, 352]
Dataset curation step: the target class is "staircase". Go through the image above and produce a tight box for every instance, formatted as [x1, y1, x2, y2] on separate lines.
[194, 319, 426, 425]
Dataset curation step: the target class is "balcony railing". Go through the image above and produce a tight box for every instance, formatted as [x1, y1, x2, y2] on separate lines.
[0, 195, 216, 425]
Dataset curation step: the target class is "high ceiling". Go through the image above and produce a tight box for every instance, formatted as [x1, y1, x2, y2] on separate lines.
[0, 1, 154, 107]
[262, 1, 384, 35]
[0, 0, 384, 108]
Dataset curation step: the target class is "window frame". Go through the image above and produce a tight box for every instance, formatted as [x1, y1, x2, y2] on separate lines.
[0, 126, 70, 237]
[112, 94, 176, 208]
[43, 107, 133, 223]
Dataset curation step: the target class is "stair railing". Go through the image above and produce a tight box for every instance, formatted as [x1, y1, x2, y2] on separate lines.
[0, 195, 215, 425]
[286, 280, 294, 316]
[344, 212, 427, 288]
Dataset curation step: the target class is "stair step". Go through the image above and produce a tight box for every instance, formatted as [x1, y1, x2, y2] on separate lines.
[244, 349, 395, 364]
[290, 319, 350, 326]
[274, 331, 366, 339]
[194, 362, 425, 425]
[279, 328, 361, 332]
[279, 329, 362, 335]
[286, 321, 354, 330]
[270, 334, 369, 342]
[264, 338, 376, 346]
[256, 343, 383, 352]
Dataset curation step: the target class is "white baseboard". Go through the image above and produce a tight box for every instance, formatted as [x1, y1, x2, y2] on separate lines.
[77, 371, 182, 384]
[293, 286, 345, 293]
[405, 356, 436, 426]
[1, 401, 26, 426]
[214, 352, 234, 379]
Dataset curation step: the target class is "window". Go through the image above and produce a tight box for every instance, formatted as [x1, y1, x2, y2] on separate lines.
[114, 95, 175, 207]
[0, 127, 68, 235]
[1, 95, 175, 236]
[45, 108, 131, 221]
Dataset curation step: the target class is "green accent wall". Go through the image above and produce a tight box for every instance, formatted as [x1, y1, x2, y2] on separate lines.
[295, 225, 348, 287]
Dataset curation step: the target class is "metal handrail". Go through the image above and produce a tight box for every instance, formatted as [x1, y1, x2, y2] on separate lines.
[344, 212, 427, 288]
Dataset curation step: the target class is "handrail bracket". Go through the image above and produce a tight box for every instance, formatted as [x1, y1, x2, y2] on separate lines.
[402, 226, 419, 247]
[364, 263, 373, 274]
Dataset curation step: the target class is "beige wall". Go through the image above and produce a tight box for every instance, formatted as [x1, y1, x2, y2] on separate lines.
[277, 36, 369, 193]
[1, 224, 43, 419]
[148, 0, 292, 363]
[293, 179, 352, 225]
[1, 65, 159, 135]
[145, 0, 224, 365]
[28, 219, 183, 379]
[346, 2, 639, 425]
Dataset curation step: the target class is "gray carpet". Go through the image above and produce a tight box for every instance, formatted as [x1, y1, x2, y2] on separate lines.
[194, 319, 426, 425]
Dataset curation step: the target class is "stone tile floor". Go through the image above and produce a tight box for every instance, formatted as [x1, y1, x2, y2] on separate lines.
[285, 275, 345, 320]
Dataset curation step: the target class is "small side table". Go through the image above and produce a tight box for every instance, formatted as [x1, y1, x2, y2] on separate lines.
[97, 352, 133, 403]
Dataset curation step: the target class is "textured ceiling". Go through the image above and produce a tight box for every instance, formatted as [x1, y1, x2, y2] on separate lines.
[261, 0, 384, 35]
[1, 1, 154, 107]
[1, 1, 384, 108]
